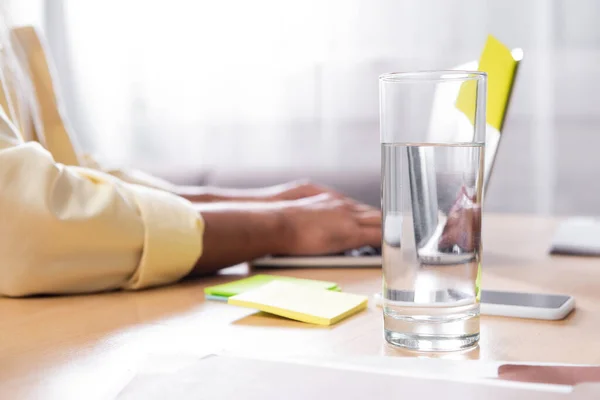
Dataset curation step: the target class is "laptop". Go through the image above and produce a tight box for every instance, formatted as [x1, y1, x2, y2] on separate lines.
[253, 41, 523, 269]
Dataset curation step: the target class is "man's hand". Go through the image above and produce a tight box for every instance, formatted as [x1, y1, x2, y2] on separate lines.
[175, 180, 342, 203]
[438, 186, 482, 252]
[191, 193, 381, 276]
[279, 193, 381, 255]
[264, 180, 342, 202]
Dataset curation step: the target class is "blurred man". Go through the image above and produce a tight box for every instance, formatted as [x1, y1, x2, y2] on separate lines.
[0, 26, 380, 297]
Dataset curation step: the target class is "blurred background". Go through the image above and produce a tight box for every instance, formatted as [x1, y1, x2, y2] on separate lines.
[7, 0, 600, 215]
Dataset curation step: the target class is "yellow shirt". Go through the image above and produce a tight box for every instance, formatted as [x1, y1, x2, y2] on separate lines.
[0, 27, 204, 297]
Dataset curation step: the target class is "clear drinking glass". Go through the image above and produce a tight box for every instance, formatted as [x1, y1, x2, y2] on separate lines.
[380, 70, 486, 351]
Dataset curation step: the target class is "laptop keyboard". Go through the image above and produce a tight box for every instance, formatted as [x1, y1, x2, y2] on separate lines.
[274, 246, 381, 259]
[342, 246, 382, 257]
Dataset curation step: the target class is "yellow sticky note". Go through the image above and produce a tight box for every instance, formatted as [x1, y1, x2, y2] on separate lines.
[228, 281, 368, 326]
[456, 35, 519, 130]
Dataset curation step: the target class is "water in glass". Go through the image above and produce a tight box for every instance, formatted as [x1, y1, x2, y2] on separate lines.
[381, 142, 484, 351]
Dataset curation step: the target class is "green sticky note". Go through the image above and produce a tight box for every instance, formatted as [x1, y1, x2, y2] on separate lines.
[204, 274, 340, 299]
[456, 34, 519, 130]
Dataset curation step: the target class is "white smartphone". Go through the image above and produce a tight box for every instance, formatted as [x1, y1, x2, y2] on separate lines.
[480, 290, 575, 320]
[373, 290, 575, 321]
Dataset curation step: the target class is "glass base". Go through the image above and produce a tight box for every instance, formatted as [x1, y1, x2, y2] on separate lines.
[385, 330, 479, 352]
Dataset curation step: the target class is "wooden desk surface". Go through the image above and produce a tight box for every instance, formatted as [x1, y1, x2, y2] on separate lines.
[1, 214, 598, 399]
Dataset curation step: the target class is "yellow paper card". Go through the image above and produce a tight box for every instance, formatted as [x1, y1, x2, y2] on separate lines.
[228, 281, 368, 326]
[456, 35, 518, 130]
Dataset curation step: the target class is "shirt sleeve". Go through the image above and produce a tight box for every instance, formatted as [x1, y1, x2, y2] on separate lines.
[79, 153, 178, 192]
[0, 110, 204, 297]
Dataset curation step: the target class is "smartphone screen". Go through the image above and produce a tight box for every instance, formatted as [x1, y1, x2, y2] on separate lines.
[481, 290, 570, 309]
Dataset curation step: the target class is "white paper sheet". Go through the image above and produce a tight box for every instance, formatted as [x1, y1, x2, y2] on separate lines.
[117, 353, 590, 399]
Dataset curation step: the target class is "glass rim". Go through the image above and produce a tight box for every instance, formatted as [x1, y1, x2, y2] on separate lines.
[379, 70, 486, 83]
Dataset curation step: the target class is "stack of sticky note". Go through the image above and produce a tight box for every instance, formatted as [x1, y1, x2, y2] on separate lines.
[204, 274, 368, 326]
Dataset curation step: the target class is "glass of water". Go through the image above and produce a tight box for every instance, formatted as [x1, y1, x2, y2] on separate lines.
[380, 70, 486, 351]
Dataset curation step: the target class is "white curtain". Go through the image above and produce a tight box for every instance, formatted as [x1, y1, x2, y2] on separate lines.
[11, 0, 600, 215]
[42, 0, 494, 170]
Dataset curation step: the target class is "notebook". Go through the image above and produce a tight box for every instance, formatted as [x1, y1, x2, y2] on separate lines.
[550, 218, 600, 256]
[204, 274, 340, 301]
[227, 281, 368, 326]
